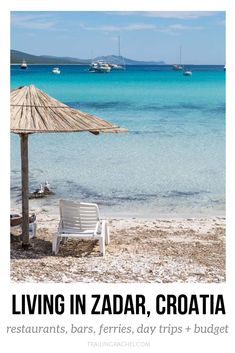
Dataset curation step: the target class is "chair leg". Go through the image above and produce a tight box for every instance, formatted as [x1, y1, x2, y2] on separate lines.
[99, 236, 105, 256]
[52, 233, 61, 255]
[102, 220, 110, 245]
[101, 220, 110, 245]
[105, 221, 110, 244]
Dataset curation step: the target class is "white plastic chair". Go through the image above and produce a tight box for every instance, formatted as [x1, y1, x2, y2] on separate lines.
[52, 200, 109, 256]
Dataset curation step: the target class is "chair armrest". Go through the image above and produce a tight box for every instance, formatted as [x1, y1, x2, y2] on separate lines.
[94, 221, 102, 235]
[58, 220, 63, 233]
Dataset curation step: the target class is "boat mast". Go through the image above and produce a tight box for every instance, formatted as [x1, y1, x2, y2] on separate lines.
[118, 35, 125, 69]
[180, 45, 182, 66]
[118, 35, 121, 57]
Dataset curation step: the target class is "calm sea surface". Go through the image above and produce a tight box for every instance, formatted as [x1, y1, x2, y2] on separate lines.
[11, 65, 225, 217]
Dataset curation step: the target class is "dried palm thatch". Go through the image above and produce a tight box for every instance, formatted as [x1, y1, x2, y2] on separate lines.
[11, 85, 126, 134]
[11, 85, 127, 248]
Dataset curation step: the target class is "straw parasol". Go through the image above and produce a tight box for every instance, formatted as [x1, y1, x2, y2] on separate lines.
[11, 85, 127, 248]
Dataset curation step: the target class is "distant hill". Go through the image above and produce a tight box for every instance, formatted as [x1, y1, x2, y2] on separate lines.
[11, 50, 90, 65]
[11, 50, 165, 65]
[94, 55, 165, 65]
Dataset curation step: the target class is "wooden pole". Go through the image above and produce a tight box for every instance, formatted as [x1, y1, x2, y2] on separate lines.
[20, 133, 30, 248]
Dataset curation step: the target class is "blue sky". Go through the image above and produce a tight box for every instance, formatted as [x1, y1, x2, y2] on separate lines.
[11, 11, 225, 64]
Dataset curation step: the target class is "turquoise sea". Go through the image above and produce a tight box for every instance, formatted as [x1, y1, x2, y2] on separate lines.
[10, 65, 225, 217]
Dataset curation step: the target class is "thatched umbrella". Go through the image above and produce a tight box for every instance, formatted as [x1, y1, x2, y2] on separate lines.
[11, 85, 127, 248]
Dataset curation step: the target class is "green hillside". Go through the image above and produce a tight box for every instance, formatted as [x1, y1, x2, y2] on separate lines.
[11, 50, 165, 65]
[11, 50, 90, 64]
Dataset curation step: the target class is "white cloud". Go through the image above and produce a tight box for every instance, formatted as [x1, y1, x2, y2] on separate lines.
[168, 24, 203, 30]
[106, 11, 220, 20]
[156, 23, 203, 36]
[11, 13, 57, 30]
[145, 11, 219, 19]
[169, 24, 188, 30]
[80, 21, 203, 35]
[80, 23, 156, 32]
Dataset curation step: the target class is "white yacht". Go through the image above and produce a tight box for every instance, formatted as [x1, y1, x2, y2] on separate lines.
[183, 68, 192, 76]
[20, 59, 27, 69]
[109, 63, 124, 70]
[52, 67, 61, 74]
[89, 61, 111, 73]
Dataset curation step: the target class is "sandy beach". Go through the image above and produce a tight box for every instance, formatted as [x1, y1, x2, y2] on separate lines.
[10, 211, 225, 283]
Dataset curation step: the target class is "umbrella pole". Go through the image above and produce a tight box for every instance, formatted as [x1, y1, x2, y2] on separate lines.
[20, 133, 30, 248]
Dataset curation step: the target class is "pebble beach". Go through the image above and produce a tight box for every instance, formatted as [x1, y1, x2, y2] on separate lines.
[10, 212, 225, 283]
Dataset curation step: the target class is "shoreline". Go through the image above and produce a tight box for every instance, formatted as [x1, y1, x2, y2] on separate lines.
[11, 199, 225, 221]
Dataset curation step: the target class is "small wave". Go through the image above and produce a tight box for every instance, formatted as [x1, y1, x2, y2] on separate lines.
[67, 101, 130, 111]
[11, 186, 21, 191]
[163, 190, 209, 198]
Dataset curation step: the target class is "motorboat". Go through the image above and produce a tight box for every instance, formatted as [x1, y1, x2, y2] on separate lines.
[109, 63, 124, 70]
[20, 59, 27, 69]
[183, 68, 192, 76]
[89, 62, 99, 72]
[99, 63, 111, 72]
[52, 67, 61, 74]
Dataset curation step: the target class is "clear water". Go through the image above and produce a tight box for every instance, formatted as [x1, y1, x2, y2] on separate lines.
[11, 65, 225, 217]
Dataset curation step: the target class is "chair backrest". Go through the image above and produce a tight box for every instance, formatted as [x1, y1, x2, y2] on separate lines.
[59, 199, 100, 231]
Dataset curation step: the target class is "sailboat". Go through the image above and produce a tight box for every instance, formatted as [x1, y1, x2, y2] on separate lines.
[109, 36, 125, 70]
[172, 46, 183, 71]
[20, 59, 28, 69]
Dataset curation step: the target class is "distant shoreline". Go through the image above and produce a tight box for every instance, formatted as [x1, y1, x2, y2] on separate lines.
[11, 63, 89, 66]
[11, 63, 225, 66]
